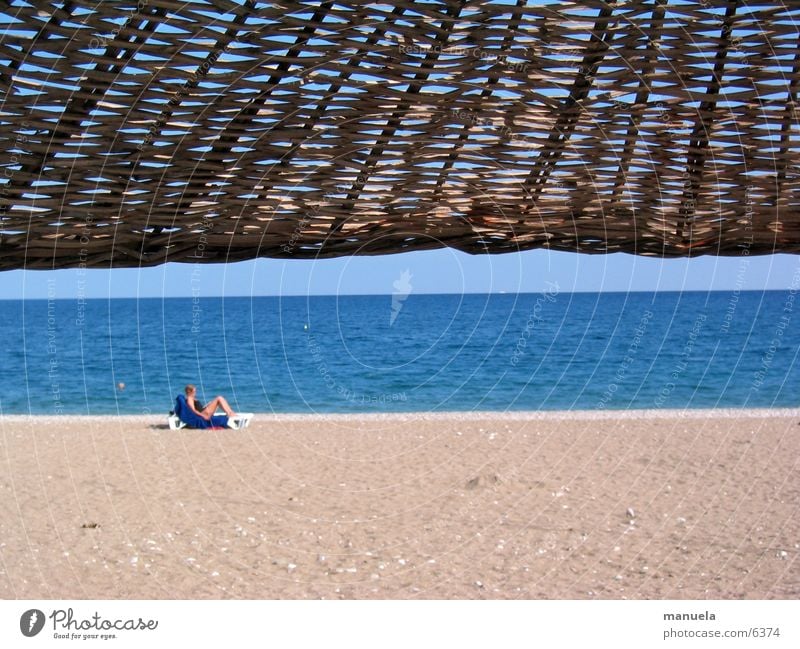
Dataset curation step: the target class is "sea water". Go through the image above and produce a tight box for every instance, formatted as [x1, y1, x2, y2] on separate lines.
[0, 291, 796, 414]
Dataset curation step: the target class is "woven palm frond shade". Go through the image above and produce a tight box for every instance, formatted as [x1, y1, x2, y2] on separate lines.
[0, 0, 798, 269]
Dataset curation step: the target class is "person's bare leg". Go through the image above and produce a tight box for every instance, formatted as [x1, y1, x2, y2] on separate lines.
[216, 396, 235, 417]
[202, 396, 235, 418]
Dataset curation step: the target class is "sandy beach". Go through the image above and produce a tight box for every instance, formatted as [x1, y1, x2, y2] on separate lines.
[1, 410, 797, 599]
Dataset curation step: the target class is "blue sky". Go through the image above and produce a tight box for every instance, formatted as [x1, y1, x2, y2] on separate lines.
[2, 249, 797, 299]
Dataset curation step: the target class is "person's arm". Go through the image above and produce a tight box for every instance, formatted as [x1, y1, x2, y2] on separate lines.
[185, 396, 210, 420]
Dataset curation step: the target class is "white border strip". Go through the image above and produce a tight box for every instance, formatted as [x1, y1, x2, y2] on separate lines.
[1, 600, 798, 649]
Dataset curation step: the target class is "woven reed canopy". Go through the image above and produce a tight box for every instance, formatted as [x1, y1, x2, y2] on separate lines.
[1, 0, 799, 269]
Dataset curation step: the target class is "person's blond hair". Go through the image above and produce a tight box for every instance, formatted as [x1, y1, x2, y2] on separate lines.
[185, 384, 196, 395]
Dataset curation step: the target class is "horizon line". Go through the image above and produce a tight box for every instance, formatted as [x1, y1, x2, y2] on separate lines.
[1, 288, 790, 301]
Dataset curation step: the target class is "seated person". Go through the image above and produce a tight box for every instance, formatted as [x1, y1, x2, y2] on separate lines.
[174, 384, 236, 429]
[185, 384, 236, 419]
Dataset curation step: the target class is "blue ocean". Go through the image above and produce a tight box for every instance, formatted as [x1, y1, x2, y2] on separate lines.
[0, 291, 796, 415]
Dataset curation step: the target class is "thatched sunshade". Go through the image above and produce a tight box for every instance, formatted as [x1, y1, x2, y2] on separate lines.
[0, 0, 798, 270]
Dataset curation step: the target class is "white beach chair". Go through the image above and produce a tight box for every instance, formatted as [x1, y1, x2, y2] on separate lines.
[228, 413, 254, 429]
[167, 414, 186, 430]
[167, 412, 254, 430]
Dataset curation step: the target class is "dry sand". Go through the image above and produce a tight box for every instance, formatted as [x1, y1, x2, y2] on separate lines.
[1, 410, 798, 599]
